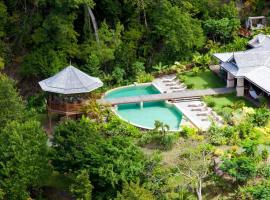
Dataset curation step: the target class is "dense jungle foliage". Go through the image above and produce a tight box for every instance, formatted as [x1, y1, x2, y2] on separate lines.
[1, 0, 266, 86]
[1, 0, 270, 200]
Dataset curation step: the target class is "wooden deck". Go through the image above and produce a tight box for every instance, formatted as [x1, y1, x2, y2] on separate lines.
[98, 87, 235, 105]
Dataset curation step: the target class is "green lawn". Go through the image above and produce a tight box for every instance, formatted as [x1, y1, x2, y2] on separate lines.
[204, 93, 255, 110]
[203, 93, 256, 120]
[181, 70, 225, 89]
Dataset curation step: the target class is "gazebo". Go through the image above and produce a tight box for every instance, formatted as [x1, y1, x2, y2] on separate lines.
[246, 16, 267, 30]
[39, 65, 103, 128]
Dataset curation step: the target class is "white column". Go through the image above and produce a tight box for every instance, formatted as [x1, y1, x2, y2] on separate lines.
[227, 72, 235, 88]
[140, 101, 143, 109]
[236, 78, 244, 96]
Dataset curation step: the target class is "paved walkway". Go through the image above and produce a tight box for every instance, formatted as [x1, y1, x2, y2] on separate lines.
[98, 87, 235, 105]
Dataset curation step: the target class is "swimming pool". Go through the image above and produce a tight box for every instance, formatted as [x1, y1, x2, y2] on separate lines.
[104, 84, 160, 99]
[104, 84, 183, 130]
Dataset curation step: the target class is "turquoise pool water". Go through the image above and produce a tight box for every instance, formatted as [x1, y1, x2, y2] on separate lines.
[104, 85, 160, 99]
[116, 102, 182, 130]
[104, 85, 183, 130]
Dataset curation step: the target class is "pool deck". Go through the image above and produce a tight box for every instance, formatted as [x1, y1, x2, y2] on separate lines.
[175, 101, 222, 131]
[98, 87, 235, 105]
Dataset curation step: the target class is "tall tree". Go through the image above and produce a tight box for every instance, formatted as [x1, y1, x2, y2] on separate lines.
[0, 74, 24, 129]
[51, 119, 146, 198]
[177, 145, 212, 200]
[0, 120, 49, 199]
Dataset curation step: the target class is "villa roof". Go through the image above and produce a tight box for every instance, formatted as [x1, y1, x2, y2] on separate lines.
[213, 34, 270, 94]
[245, 66, 270, 95]
[233, 51, 270, 68]
[39, 65, 103, 94]
[213, 52, 234, 62]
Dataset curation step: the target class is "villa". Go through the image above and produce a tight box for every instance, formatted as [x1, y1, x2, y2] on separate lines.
[214, 34, 270, 103]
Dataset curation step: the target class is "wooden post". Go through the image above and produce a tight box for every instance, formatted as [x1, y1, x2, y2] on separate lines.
[48, 110, 52, 131]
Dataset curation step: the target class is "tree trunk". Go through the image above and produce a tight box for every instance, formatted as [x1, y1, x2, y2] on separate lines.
[87, 6, 100, 44]
[196, 179, 202, 200]
[143, 9, 148, 28]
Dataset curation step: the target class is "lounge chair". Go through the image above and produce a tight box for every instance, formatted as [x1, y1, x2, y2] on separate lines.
[188, 103, 204, 107]
[172, 88, 186, 92]
[163, 74, 176, 81]
[201, 118, 209, 121]
[191, 107, 208, 111]
[196, 112, 209, 116]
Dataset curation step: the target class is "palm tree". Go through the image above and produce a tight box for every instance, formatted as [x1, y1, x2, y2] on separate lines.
[154, 121, 170, 136]
[152, 62, 168, 73]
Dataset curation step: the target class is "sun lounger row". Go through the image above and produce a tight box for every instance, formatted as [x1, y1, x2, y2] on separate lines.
[188, 102, 223, 124]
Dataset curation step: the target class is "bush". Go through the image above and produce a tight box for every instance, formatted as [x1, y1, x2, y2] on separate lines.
[204, 18, 240, 42]
[0, 74, 25, 128]
[203, 96, 216, 108]
[178, 75, 187, 83]
[257, 165, 270, 178]
[186, 83, 194, 89]
[138, 131, 179, 150]
[248, 108, 270, 127]
[191, 67, 200, 75]
[103, 116, 142, 138]
[180, 126, 197, 138]
[207, 101, 216, 108]
[160, 134, 179, 150]
[115, 182, 155, 200]
[261, 148, 269, 161]
[236, 181, 270, 200]
[136, 72, 154, 83]
[26, 93, 46, 113]
[207, 125, 228, 145]
[221, 156, 257, 183]
[51, 119, 146, 197]
[70, 170, 93, 200]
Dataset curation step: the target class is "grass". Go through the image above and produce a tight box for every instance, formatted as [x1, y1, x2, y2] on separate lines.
[181, 70, 225, 89]
[204, 93, 255, 110]
[203, 93, 256, 120]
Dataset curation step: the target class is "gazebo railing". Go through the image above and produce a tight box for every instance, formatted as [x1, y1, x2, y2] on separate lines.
[47, 99, 86, 115]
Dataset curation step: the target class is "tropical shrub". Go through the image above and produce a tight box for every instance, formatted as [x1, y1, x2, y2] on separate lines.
[220, 156, 257, 183]
[0, 74, 24, 128]
[207, 125, 228, 145]
[236, 181, 270, 200]
[261, 148, 269, 161]
[204, 18, 240, 42]
[51, 119, 146, 198]
[0, 120, 49, 199]
[138, 121, 179, 150]
[103, 115, 142, 138]
[248, 107, 270, 127]
[115, 182, 155, 200]
[136, 72, 154, 83]
[70, 170, 93, 200]
[26, 93, 46, 113]
[138, 131, 179, 150]
[257, 165, 270, 178]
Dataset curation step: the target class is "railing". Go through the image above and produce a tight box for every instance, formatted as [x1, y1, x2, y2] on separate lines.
[48, 99, 85, 114]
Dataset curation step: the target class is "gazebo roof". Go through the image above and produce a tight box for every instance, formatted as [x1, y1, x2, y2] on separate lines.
[39, 65, 103, 94]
